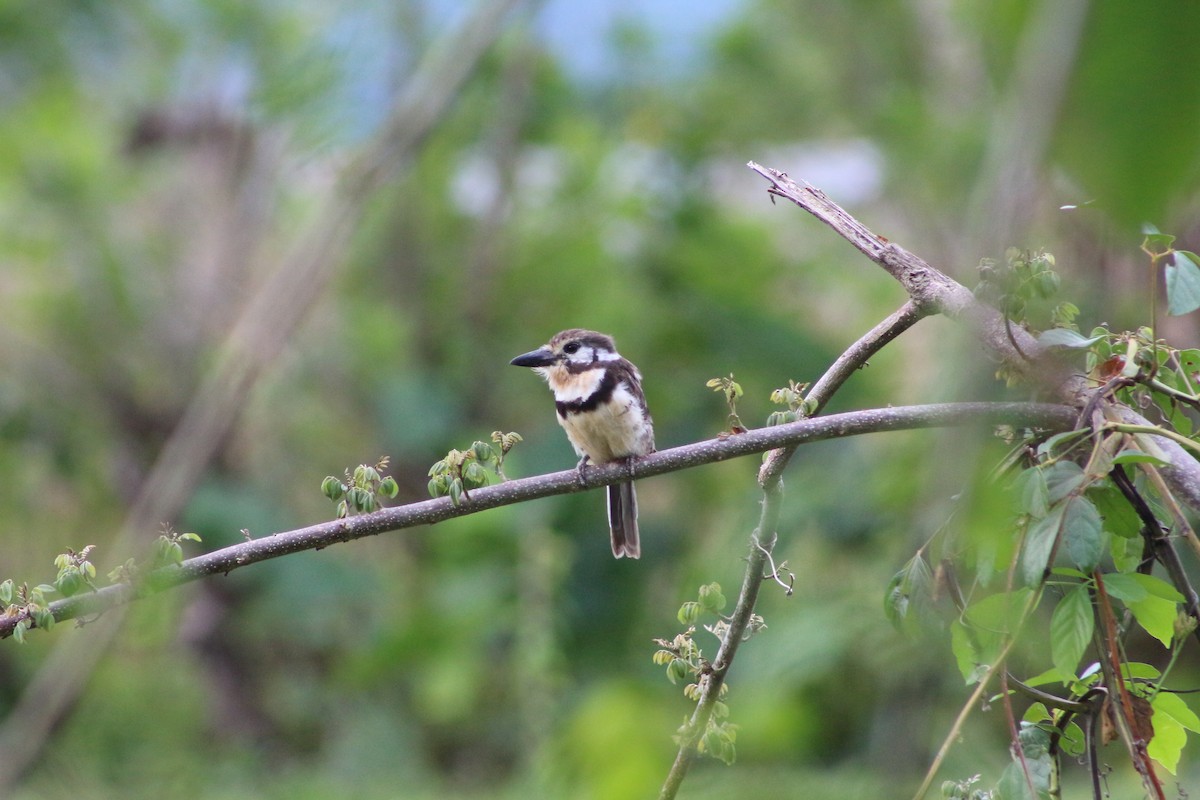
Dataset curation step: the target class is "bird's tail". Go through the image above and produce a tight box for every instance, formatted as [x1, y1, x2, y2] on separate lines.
[607, 481, 640, 559]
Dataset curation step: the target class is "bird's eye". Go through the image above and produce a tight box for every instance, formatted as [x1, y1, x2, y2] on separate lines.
[563, 342, 581, 355]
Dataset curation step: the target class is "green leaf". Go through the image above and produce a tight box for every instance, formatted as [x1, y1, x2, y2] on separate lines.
[1050, 585, 1093, 680]
[997, 750, 1054, 799]
[33, 607, 54, 631]
[0, 579, 12, 605]
[1154, 691, 1200, 731]
[1017, 467, 1049, 518]
[949, 620, 978, 683]
[1037, 328, 1103, 348]
[1112, 449, 1171, 467]
[698, 583, 726, 613]
[1044, 462, 1086, 504]
[1036, 429, 1090, 458]
[1146, 691, 1198, 776]
[1109, 534, 1145, 573]
[1142, 229, 1175, 252]
[1088, 484, 1144, 538]
[885, 554, 932, 628]
[1126, 573, 1185, 602]
[1147, 709, 1187, 774]
[1102, 572, 1149, 603]
[1022, 505, 1065, 586]
[1128, 594, 1178, 647]
[1062, 497, 1105, 573]
[1166, 250, 1200, 315]
[1121, 661, 1162, 680]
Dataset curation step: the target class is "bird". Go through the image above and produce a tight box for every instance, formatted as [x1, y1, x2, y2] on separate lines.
[510, 329, 655, 559]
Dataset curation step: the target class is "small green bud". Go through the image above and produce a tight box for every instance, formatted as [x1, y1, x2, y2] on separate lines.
[56, 571, 81, 598]
[321, 476, 345, 501]
[698, 583, 726, 613]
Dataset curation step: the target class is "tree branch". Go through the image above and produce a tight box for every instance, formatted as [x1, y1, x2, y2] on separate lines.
[747, 162, 1200, 516]
[1, 402, 1074, 640]
[760, 299, 925, 483]
[666, 301, 932, 797]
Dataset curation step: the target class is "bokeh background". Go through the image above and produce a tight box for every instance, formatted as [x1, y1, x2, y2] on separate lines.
[2, 1, 1200, 797]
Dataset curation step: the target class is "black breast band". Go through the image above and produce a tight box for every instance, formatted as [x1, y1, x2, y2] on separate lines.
[556, 369, 618, 418]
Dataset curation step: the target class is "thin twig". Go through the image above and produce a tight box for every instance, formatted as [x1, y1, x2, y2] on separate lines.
[664, 302, 929, 797]
[658, 492, 781, 800]
[757, 539, 795, 596]
[760, 301, 925, 483]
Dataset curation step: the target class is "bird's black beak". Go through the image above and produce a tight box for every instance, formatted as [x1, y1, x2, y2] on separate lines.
[510, 347, 556, 368]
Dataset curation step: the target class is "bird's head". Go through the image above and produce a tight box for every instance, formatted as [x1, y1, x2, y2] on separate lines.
[510, 329, 620, 372]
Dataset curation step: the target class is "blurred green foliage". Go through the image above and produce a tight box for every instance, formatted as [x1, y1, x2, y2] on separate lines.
[2, 1, 1200, 798]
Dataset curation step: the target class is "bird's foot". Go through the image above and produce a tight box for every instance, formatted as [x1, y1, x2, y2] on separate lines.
[575, 456, 590, 487]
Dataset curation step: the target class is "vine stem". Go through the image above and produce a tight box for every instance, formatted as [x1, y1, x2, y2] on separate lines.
[909, 589, 1043, 800]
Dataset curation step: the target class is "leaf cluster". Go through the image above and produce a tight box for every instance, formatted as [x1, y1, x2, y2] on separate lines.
[974, 248, 1077, 331]
[322, 457, 400, 517]
[706, 375, 746, 433]
[652, 583, 748, 766]
[766, 379, 814, 427]
[426, 432, 521, 506]
[1, 580, 55, 643]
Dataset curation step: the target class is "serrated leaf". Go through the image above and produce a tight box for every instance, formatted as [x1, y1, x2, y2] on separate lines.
[1110, 534, 1145, 573]
[997, 751, 1054, 799]
[1062, 497, 1105, 572]
[1147, 710, 1187, 774]
[1146, 689, 1196, 775]
[885, 555, 933, 627]
[1044, 462, 1086, 503]
[1128, 594, 1178, 647]
[1023, 505, 1066, 586]
[1089, 484, 1144, 539]
[1017, 468, 1049, 518]
[950, 620, 977, 683]
[1037, 328, 1104, 349]
[1154, 690, 1200, 731]
[1127, 573, 1185, 602]
[1166, 250, 1200, 316]
[1050, 585, 1093, 679]
[1103, 572, 1149, 603]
